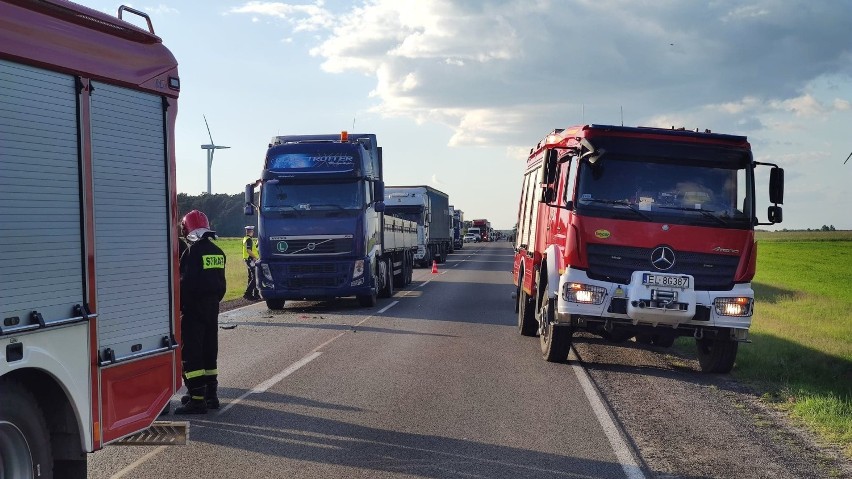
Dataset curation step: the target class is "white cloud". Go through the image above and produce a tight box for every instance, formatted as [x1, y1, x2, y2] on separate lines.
[145, 4, 179, 15]
[231, 0, 852, 149]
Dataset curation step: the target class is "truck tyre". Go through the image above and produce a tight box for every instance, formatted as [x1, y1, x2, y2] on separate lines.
[603, 330, 633, 343]
[652, 333, 676, 348]
[696, 338, 738, 373]
[541, 326, 573, 363]
[406, 252, 413, 284]
[517, 288, 537, 337]
[0, 380, 53, 479]
[379, 258, 394, 298]
[265, 299, 285, 310]
[540, 301, 572, 363]
[357, 292, 377, 307]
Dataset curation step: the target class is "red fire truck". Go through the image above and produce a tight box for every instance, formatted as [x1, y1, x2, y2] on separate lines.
[1, 1, 185, 476]
[513, 125, 784, 373]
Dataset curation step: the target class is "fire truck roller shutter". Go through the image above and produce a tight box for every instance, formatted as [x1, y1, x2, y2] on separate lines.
[0, 59, 86, 325]
[90, 82, 172, 362]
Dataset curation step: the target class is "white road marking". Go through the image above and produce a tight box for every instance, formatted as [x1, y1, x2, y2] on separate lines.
[219, 351, 323, 415]
[378, 300, 399, 314]
[109, 446, 166, 479]
[570, 350, 646, 479]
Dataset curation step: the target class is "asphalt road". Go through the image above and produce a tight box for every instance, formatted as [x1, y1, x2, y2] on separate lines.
[88, 242, 851, 479]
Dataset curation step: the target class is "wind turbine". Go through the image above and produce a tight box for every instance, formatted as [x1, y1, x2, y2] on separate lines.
[200, 115, 230, 194]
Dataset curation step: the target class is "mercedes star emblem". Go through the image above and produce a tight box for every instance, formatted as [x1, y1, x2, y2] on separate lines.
[651, 246, 676, 271]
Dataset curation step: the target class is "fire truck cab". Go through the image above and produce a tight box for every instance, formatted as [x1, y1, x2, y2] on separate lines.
[513, 125, 784, 373]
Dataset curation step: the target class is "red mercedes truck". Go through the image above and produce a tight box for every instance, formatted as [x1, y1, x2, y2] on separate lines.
[513, 125, 784, 373]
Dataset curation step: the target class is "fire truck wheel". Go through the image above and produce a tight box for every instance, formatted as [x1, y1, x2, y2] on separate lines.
[0, 380, 53, 479]
[696, 338, 739, 373]
[652, 334, 676, 348]
[635, 333, 654, 345]
[539, 298, 572, 362]
[265, 299, 285, 310]
[604, 330, 634, 343]
[517, 289, 537, 337]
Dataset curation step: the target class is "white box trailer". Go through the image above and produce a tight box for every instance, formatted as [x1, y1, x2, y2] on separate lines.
[0, 1, 184, 477]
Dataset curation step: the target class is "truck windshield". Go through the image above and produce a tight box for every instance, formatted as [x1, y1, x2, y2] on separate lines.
[385, 206, 423, 223]
[575, 157, 753, 228]
[262, 181, 363, 213]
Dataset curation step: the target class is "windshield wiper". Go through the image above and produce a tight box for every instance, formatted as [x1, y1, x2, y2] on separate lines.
[657, 206, 729, 226]
[307, 203, 348, 211]
[582, 198, 652, 221]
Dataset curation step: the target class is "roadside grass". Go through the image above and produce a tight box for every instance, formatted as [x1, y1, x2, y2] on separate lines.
[708, 231, 852, 457]
[212, 238, 248, 301]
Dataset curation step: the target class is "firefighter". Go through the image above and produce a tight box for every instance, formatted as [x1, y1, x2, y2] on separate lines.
[242, 225, 260, 300]
[175, 210, 226, 414]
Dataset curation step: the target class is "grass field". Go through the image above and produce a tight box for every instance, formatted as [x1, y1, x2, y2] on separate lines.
[212, 238, 251, 301]
[214, 233, 852, 456]
[742, 231, 852, 457]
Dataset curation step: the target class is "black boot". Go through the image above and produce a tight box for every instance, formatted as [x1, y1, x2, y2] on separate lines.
[205, 378, 220, 410]
[173, 397, 207, 415]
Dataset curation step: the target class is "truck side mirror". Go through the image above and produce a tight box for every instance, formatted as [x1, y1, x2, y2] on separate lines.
[769, 167, 784, 204]
[375, 202, 385, 213]
[373, 180, 384, 205]
[768, 205, 783, 224]
[244, 183, 256, 216]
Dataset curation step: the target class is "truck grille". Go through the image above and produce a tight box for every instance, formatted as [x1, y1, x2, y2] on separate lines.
[272, 238, 353, 256]
[271, 262, 350, 290]
[586, 244, 740, 291]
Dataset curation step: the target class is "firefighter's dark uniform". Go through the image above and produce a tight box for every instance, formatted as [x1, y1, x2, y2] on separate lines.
[176, 234, 226, 414]
[242, 229, 259, 300]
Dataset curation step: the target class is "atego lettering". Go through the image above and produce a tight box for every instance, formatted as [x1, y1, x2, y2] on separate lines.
[202, 255, 225, 269]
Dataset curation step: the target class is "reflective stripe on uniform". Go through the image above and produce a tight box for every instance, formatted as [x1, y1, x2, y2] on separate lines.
[185, 369, 205, 379]
[202, 254, 225, 269]
[204, 369, 218, 376]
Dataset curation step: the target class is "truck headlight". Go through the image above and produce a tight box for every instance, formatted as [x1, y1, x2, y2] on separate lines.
[353, 260, 364, 279]
[563, 283, 606, 305]
[260, 263, 273, 281]
[714, 297, 753, 317]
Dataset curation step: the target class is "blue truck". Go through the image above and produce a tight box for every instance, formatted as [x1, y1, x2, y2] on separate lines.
[244, 132, 417, 309]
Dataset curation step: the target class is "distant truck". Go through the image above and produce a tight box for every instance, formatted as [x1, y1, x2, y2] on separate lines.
[452, 208, 464, 250]
[471, 219, 492, 242]
[513, 124, 784, 372]
[385, 186, 453, 266]
[1, 2, 186, 476]
[245, 132, 418, 309]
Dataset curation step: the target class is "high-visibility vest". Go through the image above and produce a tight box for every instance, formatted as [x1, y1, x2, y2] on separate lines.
[242, 236, 258, 260]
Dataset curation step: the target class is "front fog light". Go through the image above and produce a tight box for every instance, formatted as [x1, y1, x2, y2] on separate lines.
[260, 263, 273, 281]
[563, 283, 606, 305]
[715, 297, 753, 317]
[353, 260, 365, 278]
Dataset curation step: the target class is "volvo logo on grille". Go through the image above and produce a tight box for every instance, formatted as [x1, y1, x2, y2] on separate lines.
[307, 242, 316, 251]
[651, 246, 676, 271]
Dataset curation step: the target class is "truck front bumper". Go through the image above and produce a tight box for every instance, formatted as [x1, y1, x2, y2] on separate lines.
[555, 268, 754, 335]
[256, 258, 374, 300]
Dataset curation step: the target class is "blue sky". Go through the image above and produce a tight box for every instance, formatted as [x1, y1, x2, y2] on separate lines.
[82, 0, 851, 230]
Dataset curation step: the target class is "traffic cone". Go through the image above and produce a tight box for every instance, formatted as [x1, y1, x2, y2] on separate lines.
[431, 260, 439, 274]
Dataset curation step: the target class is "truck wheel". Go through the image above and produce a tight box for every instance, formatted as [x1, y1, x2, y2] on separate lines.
[540, 299, 572, 363]
[696, 338, 738, 373]
[536, 276, 572, 361]
[379, 259, 394, 298]
[652, 334, 676, 348]
[604, 330, 634, 343]
[517, 288, 537, 337]
[265, 299, 285, 310]
[357, 292, 377, 307]
[0, 380, 53, 479]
